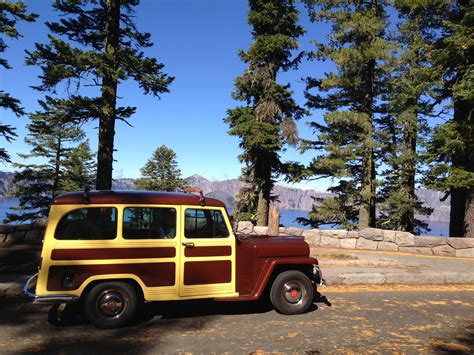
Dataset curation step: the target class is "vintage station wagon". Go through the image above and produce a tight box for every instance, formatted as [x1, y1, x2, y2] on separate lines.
[24, 189, 324, 328]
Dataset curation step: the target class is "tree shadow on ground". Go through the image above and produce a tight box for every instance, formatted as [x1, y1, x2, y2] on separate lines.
[430, 322, 474, 354]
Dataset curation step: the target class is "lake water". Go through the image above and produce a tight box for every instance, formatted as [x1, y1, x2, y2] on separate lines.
[0, 197, 449, 236]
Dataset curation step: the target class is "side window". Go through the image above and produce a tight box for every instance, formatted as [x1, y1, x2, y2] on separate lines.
[55, 208, 117, 240]
[185, 209, 230, 239]
[123, 207, 176, 239]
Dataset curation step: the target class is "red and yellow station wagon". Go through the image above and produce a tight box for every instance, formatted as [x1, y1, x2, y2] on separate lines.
[24, 189, 324, 328]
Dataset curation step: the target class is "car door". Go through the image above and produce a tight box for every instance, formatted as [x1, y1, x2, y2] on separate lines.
[179, 206, 237, 298]
[121, 205, 181, 301]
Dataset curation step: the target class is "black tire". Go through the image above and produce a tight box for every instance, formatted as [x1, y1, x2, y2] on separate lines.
[270, 270, 314, 315]
[84, 282, 137, 329]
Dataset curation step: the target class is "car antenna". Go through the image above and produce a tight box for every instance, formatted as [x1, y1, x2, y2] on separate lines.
[183, 186, 205, 206]
[83, 184, 91, 205]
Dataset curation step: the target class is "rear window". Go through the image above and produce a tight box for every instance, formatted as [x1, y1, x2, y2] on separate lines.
[55, 207, 117, 240]
[185, 208, 229, 239]
[123, 207, 176, 239]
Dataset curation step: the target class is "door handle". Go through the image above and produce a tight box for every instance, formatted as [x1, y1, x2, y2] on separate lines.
[182, 242, 195, 248]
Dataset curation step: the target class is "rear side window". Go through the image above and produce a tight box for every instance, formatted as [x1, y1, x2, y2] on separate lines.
[123, 207, 176, 239]
[185, 209, 229, 239]
[55, 208, 117, 240]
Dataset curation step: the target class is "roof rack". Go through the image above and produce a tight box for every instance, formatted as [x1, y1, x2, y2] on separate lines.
[183, 186, 205, 206]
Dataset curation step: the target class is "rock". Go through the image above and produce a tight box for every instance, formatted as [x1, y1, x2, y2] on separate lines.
[285, 227, 303, 236]
[0, 233, 7, 242]
[399, 246, 434, 256]
[341, 273, 385, 285]
[302, 229, 320, 247]
[360, 228, 383, 241]
[320, 230, 347, 239]
[32, 219, 48, 227]
[447, 238, 474, 249]
[455, 248, 474, 258]
[377, 241, 399, 251]
[14, 224, 32, 232]
[237, 221, 254, 234]
[320, 236, 340, 248]
[339, 238, 357, 249]
[5, 231, 25, 244]
[383, 230, 397, 243]
[395, 231, 415, 247]
[279, 227, 286, 235]
[356, 238, 378, 250]
[25, 229, 43, 241]
[0, 224, 15, 234]
[347, 231, 359, 239]
[414, 236, 447, 247]
[253, 226, 268, 235]
[432, 244, 456, 257]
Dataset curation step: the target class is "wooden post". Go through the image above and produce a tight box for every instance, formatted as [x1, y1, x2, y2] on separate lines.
[268, 201, 280, 236]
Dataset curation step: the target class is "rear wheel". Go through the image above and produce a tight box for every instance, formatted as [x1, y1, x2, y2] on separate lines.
[84, 282, 137, 329]
[270, 270, 314, 315]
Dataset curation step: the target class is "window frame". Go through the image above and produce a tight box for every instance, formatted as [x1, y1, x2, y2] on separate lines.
[122, 206, 178, 240]
[54, 206, 119, 241]
[183, 207, 232, 240]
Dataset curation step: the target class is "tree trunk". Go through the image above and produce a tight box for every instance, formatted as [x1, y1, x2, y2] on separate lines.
[358, 57, 376, 230]
[268, 201, 280, 236]
[96, 0, 120, 190]
[450, 188, 467, 237]
[449, 98, 473, 237]
[400, 107, 417, 232]
[256, 189, 269, 226]
[464, 188, 474, 238]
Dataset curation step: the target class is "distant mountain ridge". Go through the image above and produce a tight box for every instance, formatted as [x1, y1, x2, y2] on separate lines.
[0, 171, 449, 221]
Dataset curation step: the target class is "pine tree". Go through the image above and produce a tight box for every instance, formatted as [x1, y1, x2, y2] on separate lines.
[377, 0, 437, 233]
[416, 0, 474, 237]
[0, 1, 36, 162]
[25, 0, 173, 190]
[6, 97, 89, 222]
[135, 145, 185, 192]
[225, 0, 305, 226]
[302, 0, 392, 229]
[62, 141, 96, 191]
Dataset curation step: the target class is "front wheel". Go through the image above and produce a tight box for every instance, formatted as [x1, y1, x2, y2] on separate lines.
[84, 282, 137, 329]
[270, 270, 314, 315]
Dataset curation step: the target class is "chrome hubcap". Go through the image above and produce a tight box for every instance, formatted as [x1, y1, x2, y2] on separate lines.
[97, 291, 125, 317]
[282, 281, 304, 305]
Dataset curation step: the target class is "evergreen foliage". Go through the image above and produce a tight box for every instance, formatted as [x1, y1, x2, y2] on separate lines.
[6, 97, 95, 222]
[25, 0, 173, 190]
[376, 0, 438, 234]
[135, 145, 185, 192]
[0, 1, 36, 163]
[301, 0, 392, 229]
[225, 0, 305, 226]
[409, 0, 474, 237]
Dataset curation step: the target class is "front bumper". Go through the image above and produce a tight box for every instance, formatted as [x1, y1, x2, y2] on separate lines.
[23, 273, 79, 304]
[312, 265, 326, 287]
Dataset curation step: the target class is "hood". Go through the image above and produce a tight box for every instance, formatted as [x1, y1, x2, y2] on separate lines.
[237, 234, 310, 258]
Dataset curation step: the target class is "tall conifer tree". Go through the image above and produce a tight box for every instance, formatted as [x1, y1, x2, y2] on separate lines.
[420, 0, 474, 237]
[225, 0, 305, 226]
[0, 1, 36, 162]
[7, 97, 94, 222]
[302, 0, 392, 229]
[377, 1, 437, 233]
[26, 0, 173, 190]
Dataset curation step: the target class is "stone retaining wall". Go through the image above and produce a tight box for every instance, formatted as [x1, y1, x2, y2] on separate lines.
[0, 222, 45, 244]
[237, 222, 474, 258]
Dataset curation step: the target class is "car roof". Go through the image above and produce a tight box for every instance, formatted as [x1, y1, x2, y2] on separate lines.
[52, 190, 226, 208]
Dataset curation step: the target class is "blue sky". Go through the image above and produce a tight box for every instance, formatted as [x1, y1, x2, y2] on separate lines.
[2, 0, 333, 190]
